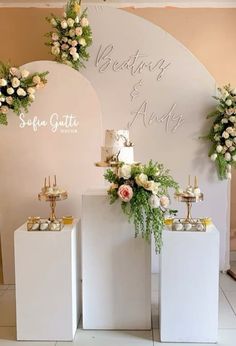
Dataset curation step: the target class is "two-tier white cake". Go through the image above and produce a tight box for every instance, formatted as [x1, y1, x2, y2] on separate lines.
[101, 130, 134, 164]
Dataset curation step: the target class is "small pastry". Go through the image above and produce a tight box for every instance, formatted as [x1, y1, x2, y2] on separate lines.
[196, 223, 204, 231]
[32, 223, 40, 231]
[184, 223, 192, 231]
[194, 187, 201, 196]
[175, 223, 183, 231]
[40, 223, 48, 231]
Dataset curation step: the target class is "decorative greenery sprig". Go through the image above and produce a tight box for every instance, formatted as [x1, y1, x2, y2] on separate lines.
[0, 62, 48, 126]
[46, 0, 92, 70]
[104, 161, 179, 252]
[202, 84, 236, 180]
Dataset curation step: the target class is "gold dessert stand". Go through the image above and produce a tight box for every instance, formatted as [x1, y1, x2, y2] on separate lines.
[38, 191, 68, 222]
[175, 192, 204, 223]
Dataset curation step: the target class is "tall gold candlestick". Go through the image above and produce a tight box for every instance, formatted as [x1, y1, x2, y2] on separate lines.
[54, 175, 57, 187]
[48, 176, 51, 187]
[194, 176, 198, 188]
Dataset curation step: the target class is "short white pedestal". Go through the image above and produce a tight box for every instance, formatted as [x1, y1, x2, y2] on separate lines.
[82, 190, 151, 330]
[14, 220, 81, 341]
[160, 225, 219, 343]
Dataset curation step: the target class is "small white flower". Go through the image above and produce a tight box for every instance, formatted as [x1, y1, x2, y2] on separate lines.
[79, 38, 86, 46]
[50, 18, 57, 26]
[9, 67, 21, 77]
[214, 124, 220, 132]
[214, 134, 220, 141]
[216, 145, 223, 153]
[68, 39, 72, 45]
[69, 29, 76, 37]
[27, 87, 35, 94]
[75, 27, 82, 36]
[222, 118, 228, 124]
[233, 138, 236, 144]
[225, 152, 231, 161]
[71, 40, 78, 47]
[7, 87, 14, 95]
[51, 46, 60, 56]
[149, 194, 160, 209]
[69, 47, 77, 55]
[53, 41, 60, 47]
[12, 77, 20, 88]
[61, 20, 68, 29]
[61, 43, 69, 50]
[80, 17, 89, 27]
[226, 172, 232, 179]
[67, 18, 74, 27]
[229, 146, 235, 152]
[29, 94, 35, 101]
[226, 127, 234, 134]
[0, 78, 7, 87]
[160, 195, 169, 209]
[222, 90, 229, 100]
[225, 139, 233, 148]
[211, 153, 217, 161]
[72, 53, 79, 61]
[51, 32, 59, 41]
[75, 16, 79, 23]
[230, 116, 236, 123]
[62, 37, 68, 42]
[226, 108, 235, 116]
[61, 52, 68, 60]
[0, 105, 8, 114]
[17, 87, 26, 97]
[6, 96, 13, 105]
[233, 155, 236, 161]
[118, 164, 131, 179]
[222, 131, 230, 139]
[0, 96, 5, 102]
[231, 88, 236, 95]
[21, 69, 30, 78]
[226, 99, 233, 106]
[33, 75, 41, 84]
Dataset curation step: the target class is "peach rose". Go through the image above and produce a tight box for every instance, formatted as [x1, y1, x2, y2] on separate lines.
[118, 185, 133, 202]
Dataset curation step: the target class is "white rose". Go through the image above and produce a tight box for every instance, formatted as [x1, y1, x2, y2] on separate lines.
[0, 78, 7, 87]
[71, 40, 78, 46]
[225, 152, 231, 161]
[222, 131, 230, 139]
[61, 52, 68, 60]
[231, 88, 236, 95]
[61, 43, 69, 51]
[222, 90, 229, 100]
[27, 87, 35, 95]
[222, 118, 228, 124]
[51, 32, 59, 41]
[6, 96, 13, 105]
[7, 87, 14, 95]
[226, 108, 235, 116]
[68, 39, 72, 45]
[0, 105, 8, 114]
[135, 173, 148, 187]
[216, 145, 223, 153]
[118, 164, 131, 179]
[160, 195, 170, 208]
[226, 172, 232, 179]
[29, 94, 35, 101]
[211, 153, 217, 161]
[230, 116, 236, 123]
[61, 20, 68, 29]
[21, 69, 30, 78]
[232, 155, 236, 161]
[51, 46, 60, 56]
[9, 67, 21, 78]
[145, 180, 160, 194]
[0, 96, 5, 102]
[225, 139, 233, 148]
[69, 47, 77, 55]
[229, 146, 235, 152]
[33, 75, 41, 84]
[72, 53, 79, 61]
[50, 18, 57, 26]
[12, 77, 20, 88]
[75, 27, 82, 36]
[149, 194, 160, 209]
[67, 18, 74, 27]
[214, 134, 220, 141]
[17, 87, 26, 97]
[53, 41, 60, 47]
[226, 99, 232, 106]
[226, 127, 234, 134]
[69, 29, 75, 37]
[80, 17, 89, 27]
[79, 38, 86, 47]
[62, 36, 68, 42]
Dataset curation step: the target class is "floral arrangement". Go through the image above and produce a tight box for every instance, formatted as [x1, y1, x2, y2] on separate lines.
[46, 0, 92, 70]
[104, 161, 179, 252]
[203, 84, 236, 180]
[0, 62, 48, 126]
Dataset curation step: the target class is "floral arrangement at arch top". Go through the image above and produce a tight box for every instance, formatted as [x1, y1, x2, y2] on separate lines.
[0, 62, 48, 126]
[46, 0, 92, 70]
[203, 84, 236, 180]
[104, 161, 179, 252]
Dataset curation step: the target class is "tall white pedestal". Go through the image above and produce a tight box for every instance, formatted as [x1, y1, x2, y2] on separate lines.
[160, 225, 219, 343]
[82, 190, 151, 330]
[14, 220, 81, 341]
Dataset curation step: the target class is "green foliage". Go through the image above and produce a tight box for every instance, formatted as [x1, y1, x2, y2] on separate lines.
[105, 161, 179, 252]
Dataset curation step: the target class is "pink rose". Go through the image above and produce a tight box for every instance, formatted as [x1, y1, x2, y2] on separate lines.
[160, 195, 169, 208]
[118, 185, 133, 202]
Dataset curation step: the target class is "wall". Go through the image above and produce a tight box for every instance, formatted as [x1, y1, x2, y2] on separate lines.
[0, 6, 236, 280]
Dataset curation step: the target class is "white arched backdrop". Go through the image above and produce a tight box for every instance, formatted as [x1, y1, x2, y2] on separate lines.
[0, 61, 103, 283]
[82, 6, 229, 272]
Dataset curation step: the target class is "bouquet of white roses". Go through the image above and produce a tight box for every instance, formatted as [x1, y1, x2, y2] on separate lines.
[104, 161, 178, 252]
[46, 0, 92, 70]
[203, 84, 236, 180]
[0, 62, 48, 126]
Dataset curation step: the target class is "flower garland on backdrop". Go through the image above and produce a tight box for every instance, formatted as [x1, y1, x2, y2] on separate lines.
[46, 0, 92, 70]
[0, 62, 48, 126]
[203, 84, 236, 180]
[104, 161, 179, 252]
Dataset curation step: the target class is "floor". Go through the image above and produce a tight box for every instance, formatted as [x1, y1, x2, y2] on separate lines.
[0, 274, 236, 345]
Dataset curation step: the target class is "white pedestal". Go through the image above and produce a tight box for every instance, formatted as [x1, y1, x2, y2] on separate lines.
[82, 190, 151, 330]
[160, 225, 219, 343]
[14, 220, 81, 341]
